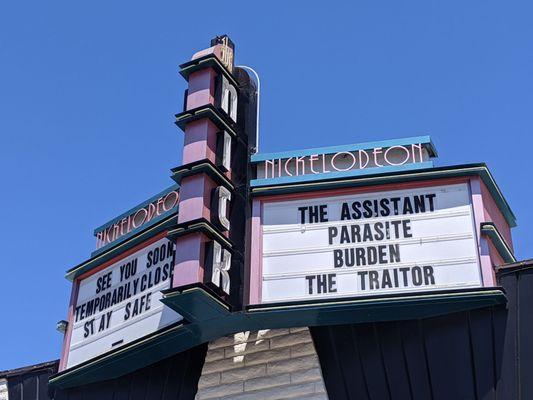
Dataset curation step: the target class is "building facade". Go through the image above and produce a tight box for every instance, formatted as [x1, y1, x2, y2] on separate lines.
[2, 36, 530, 400]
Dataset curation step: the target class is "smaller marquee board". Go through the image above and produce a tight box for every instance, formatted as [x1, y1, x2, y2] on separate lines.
[67, 237, 181, 368]
[58, 185, 183, 371]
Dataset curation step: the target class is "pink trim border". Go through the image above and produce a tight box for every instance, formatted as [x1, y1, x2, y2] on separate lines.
[247, 176, 507, 305]
[248, 199, 263, 304]
[468, 177, 496, 286]
[58, 280, 79, 371]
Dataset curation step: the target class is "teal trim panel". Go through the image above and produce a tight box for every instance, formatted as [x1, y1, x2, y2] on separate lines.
[91, 206, 178, 257]
[161, 286, 232, 323]
[93, 184, 179, 235]
[66, 212, 178, 281]
[245, 288, 505, 328]
[251, 135, 437, 162]
[49, 286, 505, 389]
[251, 163, 517, 228]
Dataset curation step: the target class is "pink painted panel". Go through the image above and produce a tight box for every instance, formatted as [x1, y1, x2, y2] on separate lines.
[183, 119, 218, 165]
[191, 44, 225, 62]
[177, 174, 206, 223]
[58, 280, 79, 371]
[478, 236, 495, 286]
[173, 232, 205, 287]
[186, 68, 216, 110]
[468, 177, 495, 286]
[480, 181, 514, 250]
[201, 174, 217, 221]
[488, 239, 506, 268]
[177, 174, 217, 223]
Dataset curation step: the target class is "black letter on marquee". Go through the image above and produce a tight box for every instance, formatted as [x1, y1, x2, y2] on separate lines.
[306, 275, 316, 294]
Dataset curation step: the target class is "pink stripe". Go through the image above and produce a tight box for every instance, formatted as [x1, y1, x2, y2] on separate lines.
[191, 44, 225, 62]
[58, 280, 79, 371]
[186, 69, 216, 110]
[183, 119, 218, 165]
[487, 239, 505, 266]
[173, 233, 206, 287]
[480, 180, 514, 250]
[469, 177, 496, 286]
[177, 174, 217, 223]
[247, 199, 263, 305]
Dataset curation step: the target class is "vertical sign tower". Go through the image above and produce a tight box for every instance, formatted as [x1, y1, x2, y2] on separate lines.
[170, 35, 257, 310]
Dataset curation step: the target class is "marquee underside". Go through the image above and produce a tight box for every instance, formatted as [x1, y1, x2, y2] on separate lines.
[49, 285, 505, 389]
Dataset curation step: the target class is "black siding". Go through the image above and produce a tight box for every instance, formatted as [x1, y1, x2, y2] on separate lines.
[311, 263, 533, 400]
[2, 345, 206, 400]
[52, 344, 207, 400]
[3, 361, 58, 400]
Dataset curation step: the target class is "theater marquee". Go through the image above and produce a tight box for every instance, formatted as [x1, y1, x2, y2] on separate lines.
[51, 37, 515, 390]
[66, 238, 182, 368]
[257, 183, 482, 303]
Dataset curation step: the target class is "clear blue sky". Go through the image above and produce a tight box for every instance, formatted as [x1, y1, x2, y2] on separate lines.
[1, 1, 531, 370]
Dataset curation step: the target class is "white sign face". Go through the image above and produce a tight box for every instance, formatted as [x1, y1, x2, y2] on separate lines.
[260, 183, 482, 303]
[67, 238, 182, 368]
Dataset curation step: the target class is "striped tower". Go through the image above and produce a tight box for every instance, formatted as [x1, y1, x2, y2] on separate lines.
[170, 36, 256, 309]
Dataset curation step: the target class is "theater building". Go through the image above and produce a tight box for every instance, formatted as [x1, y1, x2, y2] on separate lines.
[2, 36, 532, 400]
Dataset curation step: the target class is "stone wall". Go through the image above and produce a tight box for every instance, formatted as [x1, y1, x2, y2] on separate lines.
[195, 328, 328, 400]
[0, 379, 8, 400]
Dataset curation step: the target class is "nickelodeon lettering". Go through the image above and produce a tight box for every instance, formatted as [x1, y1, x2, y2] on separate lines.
[262, 143, 425, 179]
[95, 190, 179, 250]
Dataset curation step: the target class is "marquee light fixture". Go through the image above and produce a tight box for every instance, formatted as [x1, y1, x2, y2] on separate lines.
[56, 320, 68, 334]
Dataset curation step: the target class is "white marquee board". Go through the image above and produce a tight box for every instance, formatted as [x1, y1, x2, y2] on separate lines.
[260, 183, 482, 303]
[67, 238, 182, 368]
